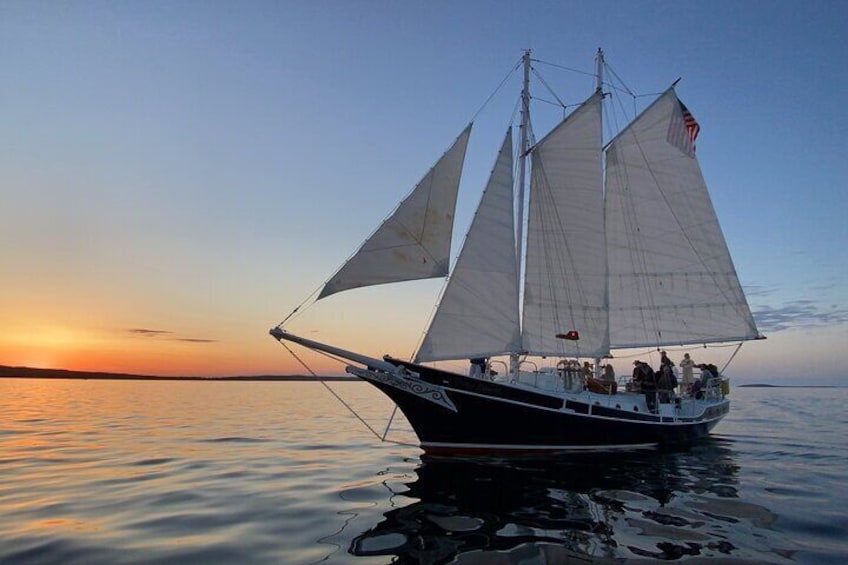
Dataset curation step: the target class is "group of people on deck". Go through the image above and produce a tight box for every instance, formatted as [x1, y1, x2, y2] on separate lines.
[631, 352, 720, 412]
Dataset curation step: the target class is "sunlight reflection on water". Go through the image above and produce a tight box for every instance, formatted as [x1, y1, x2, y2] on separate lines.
[0, 379, 846, 563]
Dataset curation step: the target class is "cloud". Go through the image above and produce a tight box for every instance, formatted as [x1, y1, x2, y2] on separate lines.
[742, 285, 777, 299]
[126, 328, 217, 344]
[752, 301, 848, 333]
[128, 328, 173, 337]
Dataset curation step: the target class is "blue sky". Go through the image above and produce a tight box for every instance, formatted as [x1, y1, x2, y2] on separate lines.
[1, 1, 846, 383]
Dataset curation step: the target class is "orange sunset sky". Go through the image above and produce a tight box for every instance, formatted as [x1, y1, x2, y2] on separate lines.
[2, 3, 846, 384]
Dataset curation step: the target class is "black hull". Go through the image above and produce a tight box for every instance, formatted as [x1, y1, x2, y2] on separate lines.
[353, 360, 728, 453]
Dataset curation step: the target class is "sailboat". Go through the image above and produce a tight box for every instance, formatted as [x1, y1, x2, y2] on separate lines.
[270, 50, 762, 453]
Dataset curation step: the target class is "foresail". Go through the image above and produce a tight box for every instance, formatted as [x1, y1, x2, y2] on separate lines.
[522, 92, 609, 358]
[605, 89, 759, 347]
[319, 125, 472, 299]
[415, 129, 521, 362]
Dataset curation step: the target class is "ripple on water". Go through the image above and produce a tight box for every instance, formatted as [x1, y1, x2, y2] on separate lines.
[0, 380, 846, 564]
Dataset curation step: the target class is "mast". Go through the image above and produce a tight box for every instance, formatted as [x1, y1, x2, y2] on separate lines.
[516, 49, 531, 264]
[594, 47, 604, 379]
[511, 49, 532, 377]
[595, 48, 604, 93]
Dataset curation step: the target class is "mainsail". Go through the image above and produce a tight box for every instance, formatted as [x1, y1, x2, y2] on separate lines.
[521, 92, 609, 358]
[605, 89, 759, 347]
[319, 125, 472, 299]
[415, 129, 521, 362]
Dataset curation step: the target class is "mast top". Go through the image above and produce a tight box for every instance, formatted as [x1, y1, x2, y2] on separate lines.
[595, 48, 605, 93]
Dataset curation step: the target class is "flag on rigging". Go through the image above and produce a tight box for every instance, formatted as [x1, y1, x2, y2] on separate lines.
[667, 98, 700, 157]
[680, 102, 700, 142]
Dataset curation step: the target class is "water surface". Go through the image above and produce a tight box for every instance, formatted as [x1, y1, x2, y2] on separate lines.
[1, 379, 846, 563]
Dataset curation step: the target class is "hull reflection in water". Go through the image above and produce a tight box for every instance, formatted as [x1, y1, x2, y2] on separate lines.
[350, 440, 792, 563]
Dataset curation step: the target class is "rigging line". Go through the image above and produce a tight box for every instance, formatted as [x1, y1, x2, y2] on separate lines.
[719, 342, 744, 374]
[382, 405, 398, 441]
[602, 61, 634, 97]
[531, 68, 568, 110]
[469, 55, 523, 124]
[532, 58, 597, 78]
[276, 272, 329, 327]
[632, 90, 667, 99]
[275, 339, 385, 441]
[602, 61, 646, 120]
[533, 97, 581, 110]
[602, 91, 626, 153]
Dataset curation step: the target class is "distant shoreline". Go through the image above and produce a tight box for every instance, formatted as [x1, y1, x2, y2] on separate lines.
[737, 383, 844, 388]
[1, 366, 842, 387]
[0, 365, 357, 382]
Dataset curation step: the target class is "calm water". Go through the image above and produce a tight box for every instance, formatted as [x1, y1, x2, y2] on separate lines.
[1, 379, 846, 564]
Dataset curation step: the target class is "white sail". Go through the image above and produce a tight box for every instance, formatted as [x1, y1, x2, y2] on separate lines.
[605, 89, 759, 347]
[319, 125, 472, 299]
[415, 129, 521, 362]
[521, 92, 609, 358]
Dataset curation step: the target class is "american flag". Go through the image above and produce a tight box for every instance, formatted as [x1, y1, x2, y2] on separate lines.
[667, 98, 700, 157]
[681, 102, 700, 143]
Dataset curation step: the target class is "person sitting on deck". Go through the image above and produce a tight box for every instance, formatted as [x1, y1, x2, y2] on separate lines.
[698, 363, 717, 384]
[692, 363, 718, 399]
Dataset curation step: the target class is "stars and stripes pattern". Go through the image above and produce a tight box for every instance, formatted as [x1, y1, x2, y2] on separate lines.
[667, 98, 700, 157]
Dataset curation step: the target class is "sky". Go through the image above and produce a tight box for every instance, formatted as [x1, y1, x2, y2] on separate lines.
[1, 1, 846, 384]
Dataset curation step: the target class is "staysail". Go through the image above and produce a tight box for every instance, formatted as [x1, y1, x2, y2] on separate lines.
[319, 125, 472, 299]
[605, 89, 759, 347]
[521, 92, 609, 358]
[415, 129, 521, 362]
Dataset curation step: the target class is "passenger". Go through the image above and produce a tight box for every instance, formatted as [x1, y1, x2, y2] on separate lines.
[698, 363, 715, 385]
[581, 361, 593, 380]
[679, 353, 696, 391]
[602, 363, 615, 383]
[469, 357, 487, 379]
[660, 351, 674, 374]
[658, 351, 677, 400]
[631, 360, 643, 391]
[633, 360, 658, 413]
[690, 379, 703, 399]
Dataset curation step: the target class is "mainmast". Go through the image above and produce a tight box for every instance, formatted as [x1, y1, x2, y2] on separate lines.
[515, 49, 531, 269]
[510, 49, 532, 377]
[595, 47, 604, 93]
[594, 47, 605, 379]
